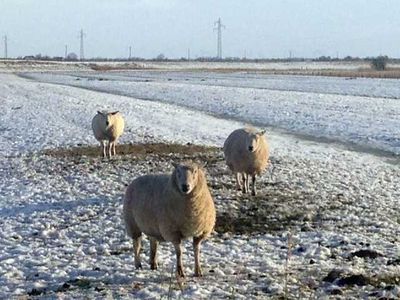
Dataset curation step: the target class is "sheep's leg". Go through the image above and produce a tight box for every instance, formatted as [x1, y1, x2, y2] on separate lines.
[150, 238, 159, 270]
[173, 241, 185, 277]
[242, 173, 248, 193]
[108, 141, 112, 158]
[112, 141, 116, 156]
[101, 141, 106, 158]
[247, 174, 251, 194]
[133, 236, 142, 269]
[193, 236, 204, 277]
[251, 175, 257, 196]
[235, 173, 242, 190]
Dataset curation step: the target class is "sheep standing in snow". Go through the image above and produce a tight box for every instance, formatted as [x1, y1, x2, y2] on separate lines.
[223, 127, 269, 196]
[123, 162, 216, 277]
[91, 111, 125, 158]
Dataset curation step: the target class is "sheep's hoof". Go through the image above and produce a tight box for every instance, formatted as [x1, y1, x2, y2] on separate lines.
[176, 267, 186, 278]
[135, 262, 142, 269]
[194, 269, 203, 277]
[251, 191, 256, 196]
[150, 262, 158, 270]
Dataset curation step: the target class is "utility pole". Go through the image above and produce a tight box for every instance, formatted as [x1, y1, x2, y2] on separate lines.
[79, 29, 85, 60]
[129, 46, 132, 60]
[214, 18, 225, 59]
[3, 35, 8, 59]
[187, 48, 190, 60]
[65, 45, 68, 59]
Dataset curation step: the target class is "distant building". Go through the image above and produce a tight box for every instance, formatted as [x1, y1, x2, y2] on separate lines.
[23, 55, 35, 60]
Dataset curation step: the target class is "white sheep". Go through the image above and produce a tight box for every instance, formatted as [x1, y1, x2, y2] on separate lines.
[223, 127, 269, 195]
[123, 162, 216, 277]
[91, 111, 125, 158]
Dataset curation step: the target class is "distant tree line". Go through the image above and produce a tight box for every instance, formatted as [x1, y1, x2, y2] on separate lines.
[1, 53, 396, 69]
[369, 56, 388, 70]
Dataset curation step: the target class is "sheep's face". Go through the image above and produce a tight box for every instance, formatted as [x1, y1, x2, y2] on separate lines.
[104, 114, 112, 127]
[173, 163, 199, 195]
[98, 111, 119, 128]
[246, 130, 266, 153]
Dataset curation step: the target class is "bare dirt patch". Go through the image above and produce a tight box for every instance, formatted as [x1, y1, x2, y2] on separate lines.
[43, 142, 219, 159]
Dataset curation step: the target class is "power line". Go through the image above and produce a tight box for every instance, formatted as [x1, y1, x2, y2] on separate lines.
[3, 35, 8, 59]
[79, 29, 85, 60]
[213, 18, 225, 59]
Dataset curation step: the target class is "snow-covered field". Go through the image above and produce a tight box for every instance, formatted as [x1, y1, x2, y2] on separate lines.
[0, 67, 399, 299]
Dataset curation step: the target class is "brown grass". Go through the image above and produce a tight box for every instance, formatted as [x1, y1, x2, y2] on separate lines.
[275, 67, 400, 79]
[82, 62, 400, 78]
[88, 63, 146, 71]
[187, 67, 400, 79]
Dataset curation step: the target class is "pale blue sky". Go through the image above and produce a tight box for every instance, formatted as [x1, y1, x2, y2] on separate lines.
[1, 0, 400, 59]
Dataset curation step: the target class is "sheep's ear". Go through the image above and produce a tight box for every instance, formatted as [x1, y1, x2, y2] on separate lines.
[110, 111, 119, 115]
[258, 130, 266, 136]
[97, 111, 104, 116]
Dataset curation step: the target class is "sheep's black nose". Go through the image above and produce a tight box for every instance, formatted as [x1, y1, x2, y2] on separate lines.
[181, 184, 189, 192]
[248, 146, 254, 151]
[106, 121, 110, 126]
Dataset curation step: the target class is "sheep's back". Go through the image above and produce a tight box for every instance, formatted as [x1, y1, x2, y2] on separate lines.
[223, 129, 251, 172]
[124, 174, 169, 239]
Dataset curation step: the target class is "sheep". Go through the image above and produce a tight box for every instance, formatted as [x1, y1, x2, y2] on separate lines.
[91, 111, 125, 158]
[223, 127, 269, 196]
[123, 162, 216, 278]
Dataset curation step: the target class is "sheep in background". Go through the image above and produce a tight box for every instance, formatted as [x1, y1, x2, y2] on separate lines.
[123, 162, 216, 277]
[223, 127, 269, 196]
[91, 111, 125, 158]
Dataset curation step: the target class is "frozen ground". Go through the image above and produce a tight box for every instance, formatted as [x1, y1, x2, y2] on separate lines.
[27, 71, 400, 155]
[0, 72, 399, 299]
